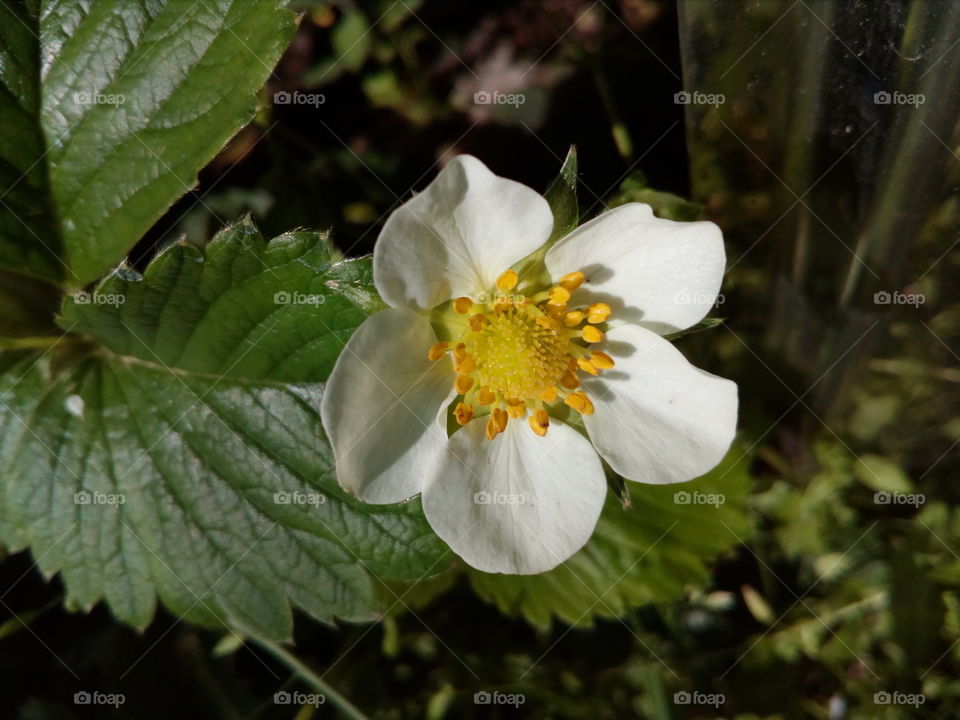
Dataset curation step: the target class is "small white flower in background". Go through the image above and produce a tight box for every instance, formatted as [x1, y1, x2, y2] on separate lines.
[321, 155, 738, 575]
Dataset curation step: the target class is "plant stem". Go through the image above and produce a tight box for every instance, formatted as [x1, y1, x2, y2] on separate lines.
[251, 635, 370, 720]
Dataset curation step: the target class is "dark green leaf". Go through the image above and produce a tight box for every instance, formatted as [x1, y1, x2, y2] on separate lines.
[0, 0, 296, 286]
[0, 222, 449, 639]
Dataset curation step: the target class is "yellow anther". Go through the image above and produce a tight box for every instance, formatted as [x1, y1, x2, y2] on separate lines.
[506, 399, 527, 418]
[469, 313, 486, 331]
[454, 343, 467, 362]
[581, 393, 595, 415]
[582, 325, 605, 343]
[455, 355, 476, 374]
[477, 386, 496, 405]
[563, 392, 587, 412]
[492, 300, 511, 313]
[493, 407, 508, 432]
[528, 409, 549, 436]
[546, 303, 568, 319]
[453, 296, 474, 314]
[591, 350, 615, 369]
[427, 341, 448, 361]
[535, 316, 560, 333]
[559, 271, 585, 291]
[560, 370, 580, 390]
[586, 302, 611, 324]
[539, 386, 558, 403]
[496, 269, 519, 292]
[455, 375, 474, 394]
[566, 357, 579, 372]
[564, 391, 590, 413]
[548, 286, 571, 305]
[577, 357, 599, 376]
[454, 402, 473, 425]
[485, 415, 499, 440]
[563, 310, 584, 327]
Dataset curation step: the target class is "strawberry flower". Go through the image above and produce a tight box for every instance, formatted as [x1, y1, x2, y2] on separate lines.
[321, 156, 737, 574]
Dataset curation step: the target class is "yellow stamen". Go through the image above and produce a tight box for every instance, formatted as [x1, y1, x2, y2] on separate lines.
[453, 296, 474, 314]
[454, 402, 473, 425]
[549, 286, 571, 305]
[577, 358, 599, 376]
[528, 409, 549, 436]
[506, 398, 527, 418]
[564, 391, 589, 413]
[454, 343, 467, 362]
[591, 350, 615, 369]
[546, 303, 568, 319]
[563, 310, 584, 327]
[580, 393, 595, 415]
[496, 269, 519, 292]
[485, 416, 499, 440]
[427, 341, 448, 361]
[477, 386, 496, 405]
[456, 355, 476, 374]
[586, 302, 611, 324]
[468, 313, 485, 332]
[582, 325, 605, 343]
[539, 386, 558, 403]
[559, 271, 585, 291]
[560, 370, 580, 389]
[455, 375, 474, 394]
[492, 407, 508, 432]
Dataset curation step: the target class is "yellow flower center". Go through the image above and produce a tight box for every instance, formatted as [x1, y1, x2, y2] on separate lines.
[427, 269, 615, 439]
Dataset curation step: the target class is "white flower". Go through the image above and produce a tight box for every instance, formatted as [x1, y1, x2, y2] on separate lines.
[321, 155, 737, 575]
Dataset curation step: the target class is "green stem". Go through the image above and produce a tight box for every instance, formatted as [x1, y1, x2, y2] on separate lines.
[251, 635, 369, 720]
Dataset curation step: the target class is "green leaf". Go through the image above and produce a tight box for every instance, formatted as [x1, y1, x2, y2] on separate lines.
[0, 0, 295, 286]
[0, 222, 449, 639]
[467, 448, 752, 629]
[853, 454, 914, 493]
[543, 145, 579, 244]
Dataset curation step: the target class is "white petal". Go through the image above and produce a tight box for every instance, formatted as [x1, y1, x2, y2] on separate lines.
[582, 322, 737, 485]
[545, 203, 725, 334]
[421, 418, 606, 575]
[320, 308, 455, 503]
[373, 155, 554, 309]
